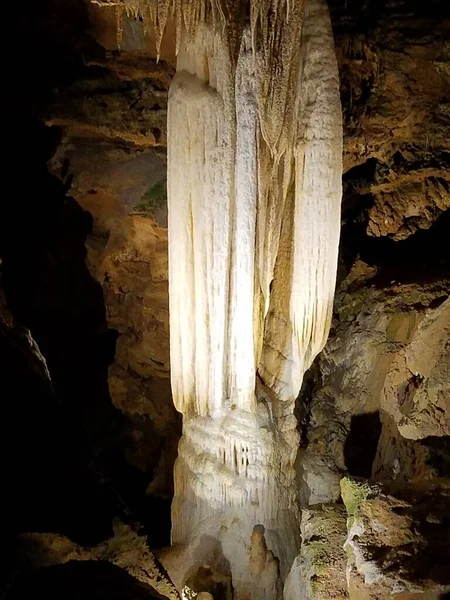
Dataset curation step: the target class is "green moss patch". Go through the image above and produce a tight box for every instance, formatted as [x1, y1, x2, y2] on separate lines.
[340, 477, 372, 521]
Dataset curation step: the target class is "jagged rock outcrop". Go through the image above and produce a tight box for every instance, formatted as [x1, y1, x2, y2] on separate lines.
[40, 13, 180, 513]
[47, 66, 171, 148]
[284, 476, 450, 600]
[341, 477, 450, 598]
[284, 505, 348, 600]
[50, 141, 180, 497]
[15, 521, 180, 599]
[334, 0, 450, 213]
[297, 259, 449, 506]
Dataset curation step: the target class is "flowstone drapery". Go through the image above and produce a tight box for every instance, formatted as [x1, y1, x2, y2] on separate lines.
[94, 0, 342, 596]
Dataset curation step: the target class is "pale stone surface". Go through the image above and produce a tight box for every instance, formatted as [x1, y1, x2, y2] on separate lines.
[166, 1, 342, 418]
[160, 518, 283, 600]
[298, 453, 342, 506]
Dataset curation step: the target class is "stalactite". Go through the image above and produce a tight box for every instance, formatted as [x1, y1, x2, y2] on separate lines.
[258, 0, 343, 401]
[164, 0, 342, 416]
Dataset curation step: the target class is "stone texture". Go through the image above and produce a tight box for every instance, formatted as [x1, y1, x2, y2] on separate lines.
[40, 24, 181, 506]
[46, 65, 171, 148]
[298, 260, 449, 505]
[284, 505, 348, 600]
[341, 477, 450, 599]
[333, 0, 450, 215]
[17, 522, 180, 599]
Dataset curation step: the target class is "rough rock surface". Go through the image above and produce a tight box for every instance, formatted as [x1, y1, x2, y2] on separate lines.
[49, 140, 180, 497]
[298, 261, 450, 506]
[284, 505, 348, 600]
[15, 521, 180, 599]
[333, 0, 450, 239]
[341, 477, 450, 598]
[43, 32, 180, 512]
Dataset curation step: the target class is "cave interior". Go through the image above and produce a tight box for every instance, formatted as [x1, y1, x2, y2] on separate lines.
[0, 0, 449, 599]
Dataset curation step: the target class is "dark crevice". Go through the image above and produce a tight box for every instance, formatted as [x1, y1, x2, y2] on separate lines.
[0, 117, 128, 542]
[1, 113, 173, 549]
[295, 360, 322, 449]
[344, 412, 382, 478]
[422, 437, 450, 477]
[339, 192, 450, 286]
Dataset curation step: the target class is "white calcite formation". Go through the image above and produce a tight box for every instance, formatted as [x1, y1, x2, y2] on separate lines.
[167, 1, 342, 596]
[94, 0, 342, 596]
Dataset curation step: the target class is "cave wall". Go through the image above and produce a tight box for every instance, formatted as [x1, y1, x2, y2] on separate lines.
[42, 0, 450, 507]
[0, 0, 449, 597]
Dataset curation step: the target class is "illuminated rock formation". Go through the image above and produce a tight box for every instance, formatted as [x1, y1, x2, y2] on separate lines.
[93, 0, 342, 596]
[167, 2, 342, 596]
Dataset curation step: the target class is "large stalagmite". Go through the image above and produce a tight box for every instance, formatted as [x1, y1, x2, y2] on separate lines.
[94, 0, 342, 597]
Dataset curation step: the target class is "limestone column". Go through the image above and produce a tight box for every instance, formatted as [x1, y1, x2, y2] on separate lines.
[165, 0, 342, 597]
[92, 0, 342, 596]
